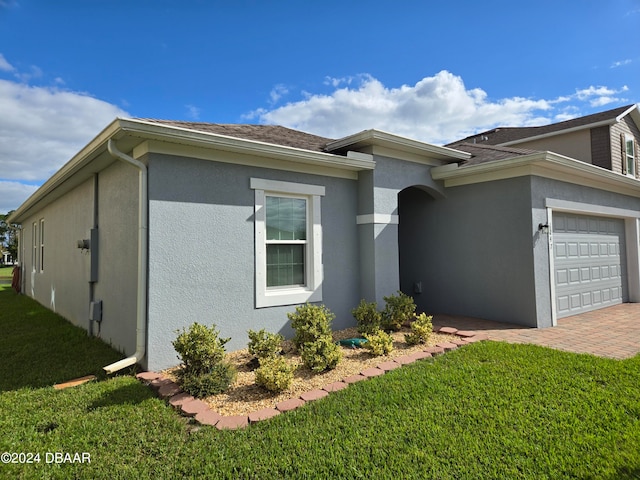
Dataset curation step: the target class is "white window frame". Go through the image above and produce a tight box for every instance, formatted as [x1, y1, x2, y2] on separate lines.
[39, 218, 45, 272]
[625, 134, 636, 178]
[250, 178, 324, 308]
[32, 222, 37, 273]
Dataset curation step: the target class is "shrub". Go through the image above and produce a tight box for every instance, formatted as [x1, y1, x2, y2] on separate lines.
[172, 322, 230, 374]
[404, 313, 434, 345]
[363, 329, 394, 356]
[255, 356, 296, 392]
[288, 303, 335, 349]
[247, 329, 284, 360]
[172, 322, 234, 397]
[179, 362, 237, 397]
[382, 291, 416, 331]
[300, 336, 343, 372]
[352, 299, 383, 335]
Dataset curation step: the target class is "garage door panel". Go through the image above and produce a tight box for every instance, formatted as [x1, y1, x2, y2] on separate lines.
[554, 213, 627, 317]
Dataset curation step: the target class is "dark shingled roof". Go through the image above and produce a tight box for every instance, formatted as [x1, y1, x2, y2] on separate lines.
[136, 119, 335, 152]
[452, 143, 541, 166]
[448, 104, 634, 147]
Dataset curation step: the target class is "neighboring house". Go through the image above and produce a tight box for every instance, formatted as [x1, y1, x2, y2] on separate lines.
[1, 250, 13, 265]
[8, 104, 640, 372]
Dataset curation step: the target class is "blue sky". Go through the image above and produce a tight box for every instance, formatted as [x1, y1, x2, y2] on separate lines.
[1, 0, 639, 212]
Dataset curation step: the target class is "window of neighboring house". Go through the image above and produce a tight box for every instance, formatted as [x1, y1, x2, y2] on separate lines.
[625, 134, 636, 177]
[39, 219, 45, 272]
[250, 178, 324, 308]
[32, 222, 37, 272]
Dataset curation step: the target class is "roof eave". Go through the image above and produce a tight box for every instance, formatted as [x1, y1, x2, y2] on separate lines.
[326, 129, 471, 161]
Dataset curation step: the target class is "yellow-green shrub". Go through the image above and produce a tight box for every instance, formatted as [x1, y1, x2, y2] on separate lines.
[255, 357, 296, 392]
[404, 313, 434, 345]
[363, 329, 394, 356]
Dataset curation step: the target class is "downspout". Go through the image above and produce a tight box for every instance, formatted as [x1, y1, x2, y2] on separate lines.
[103, 139, 148, 374]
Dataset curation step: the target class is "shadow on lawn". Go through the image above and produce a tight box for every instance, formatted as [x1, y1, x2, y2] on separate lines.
[87, 381, 156, 411]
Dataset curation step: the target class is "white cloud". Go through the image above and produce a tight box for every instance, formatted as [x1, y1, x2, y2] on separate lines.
[185, 104, 201, 120]
[247, 71, 555, 144]
[611, 59, 632, 68]
[0, 78, 128, 211]
[0, 180, 37, 214]
[269, 84, 289, 104]
[246, 72, 632, 144]
[0, 53, 14, 72]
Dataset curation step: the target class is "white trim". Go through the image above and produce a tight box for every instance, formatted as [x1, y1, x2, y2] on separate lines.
[546, 200, 640, 317]
[544, 198, 640, 219]
[431, 151, 640, 198]
[546, 207, 557, 326]
[250, 178, 325, 196]
[252, 178, 324, 308]
[356, 214, 400, 225]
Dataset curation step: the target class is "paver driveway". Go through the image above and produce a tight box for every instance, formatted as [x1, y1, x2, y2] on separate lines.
[434, 303, 640, 359]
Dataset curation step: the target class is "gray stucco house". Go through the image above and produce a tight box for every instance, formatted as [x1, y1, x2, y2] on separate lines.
[8, 104, 640, 372]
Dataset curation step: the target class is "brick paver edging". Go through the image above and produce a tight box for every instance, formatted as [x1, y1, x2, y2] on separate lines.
[135, 326, 485, 430]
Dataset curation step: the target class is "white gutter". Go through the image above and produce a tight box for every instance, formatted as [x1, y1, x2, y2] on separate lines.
[103, 139, 148, 373]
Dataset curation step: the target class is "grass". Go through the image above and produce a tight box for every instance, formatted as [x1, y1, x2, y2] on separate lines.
[0, 265, 13, 279]
[1, 284, 639, 479]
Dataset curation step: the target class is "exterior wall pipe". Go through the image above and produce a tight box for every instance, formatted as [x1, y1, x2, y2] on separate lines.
[103, 139, 148, 373]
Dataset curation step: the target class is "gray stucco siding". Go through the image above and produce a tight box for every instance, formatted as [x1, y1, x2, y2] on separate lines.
[399, 176, 540, 327]
[19, 178, 94, 328]
[146, 153, 360, 371]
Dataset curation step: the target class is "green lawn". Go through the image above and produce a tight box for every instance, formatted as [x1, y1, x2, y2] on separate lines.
[1, 284, 639, 479]
[0, 266, 13, 279]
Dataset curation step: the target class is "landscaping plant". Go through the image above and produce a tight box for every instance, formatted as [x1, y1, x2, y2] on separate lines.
[247, 328, 284, 360]
[382, 291, 416, 331]
[172, 322, 236, 397]
[351, 299, 383, 335]
[404, 312, 434, 345]
[363, 329, 394, 356]
[288, 303, 342, 372]
[254, 356, 296, 392]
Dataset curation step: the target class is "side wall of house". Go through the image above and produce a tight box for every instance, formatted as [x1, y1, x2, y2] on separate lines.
[399, 176, 540, 327]
[515, 130, 592, 164]
[92, 161, 140, 356]
[16, 161, 141, 358]
[145, 153, 360, 371]
[19, 179, 94, 327]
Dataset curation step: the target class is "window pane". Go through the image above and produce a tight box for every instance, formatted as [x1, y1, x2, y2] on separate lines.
[266, 244, 305, 286]
[266, 196, 306, 241]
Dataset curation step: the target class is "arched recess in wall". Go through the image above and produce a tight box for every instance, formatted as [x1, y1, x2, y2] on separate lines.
[397, 185, 440, 314]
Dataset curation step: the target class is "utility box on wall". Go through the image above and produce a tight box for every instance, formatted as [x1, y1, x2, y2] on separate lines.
[89, 300, 102, 322]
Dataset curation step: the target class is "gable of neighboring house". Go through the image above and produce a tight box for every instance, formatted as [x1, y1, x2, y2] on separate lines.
[448, 104, 640, 175]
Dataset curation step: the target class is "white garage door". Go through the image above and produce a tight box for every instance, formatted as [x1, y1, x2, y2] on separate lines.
[554, 213, 628, 318]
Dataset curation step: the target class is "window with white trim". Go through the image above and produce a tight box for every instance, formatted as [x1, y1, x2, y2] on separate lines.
[39, 218, 45, 272]
[625, 134, 636, 177]
[32, 222, 37, 272]
[250, 178, 324, 308]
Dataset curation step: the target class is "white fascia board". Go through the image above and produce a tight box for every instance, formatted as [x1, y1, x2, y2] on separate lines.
[431, 151, 640, 198]
[326, 129, 471, 162]
[499, 119, 618, 147]
[119, 118, 376, 172]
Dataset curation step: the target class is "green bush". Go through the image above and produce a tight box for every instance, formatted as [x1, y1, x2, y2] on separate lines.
[179, 362, 237, 397]
[363, 329, 394, 356]
[255, 356, 296, 392]
[382, 291, 416, 331]
[404, 312, 434, 345]
[352, 299, 382, 335]
[300, 336, 343, 372]
[247, 329, 284, 360]
[172, 322, 234, 397]
[172, 322, 230, 375]
[288, 303, 335, 350]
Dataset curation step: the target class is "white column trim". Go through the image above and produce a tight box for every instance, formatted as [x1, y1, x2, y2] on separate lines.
[356, 214, 399, 225]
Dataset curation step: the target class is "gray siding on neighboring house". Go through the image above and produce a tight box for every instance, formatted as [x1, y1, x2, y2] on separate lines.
[145, 153, 360, 371]
[514, 129, 593, 164]
[611, 116, 640, 176]
[590, 126, 612, 170]
[398, 176, 540, 327]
